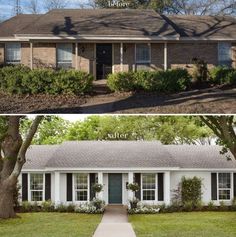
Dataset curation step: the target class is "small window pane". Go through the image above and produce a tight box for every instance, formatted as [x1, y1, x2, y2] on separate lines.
[142, 174, 155, 189]
[219, 190, 230, 200]
[76, 191, 88, 201]
[31, 191, 43, 201]
[57, 43, 72, 68]
[136, 44, 150, 63]
[30, 174, 43, 190]
[218, 42, 232, 66]
[143, 190, 155, 201]
[6, 43, 21, 64]
[218, 173, 231, 189]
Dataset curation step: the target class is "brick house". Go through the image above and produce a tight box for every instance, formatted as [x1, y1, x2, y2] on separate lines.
[0, 9, 235, 79]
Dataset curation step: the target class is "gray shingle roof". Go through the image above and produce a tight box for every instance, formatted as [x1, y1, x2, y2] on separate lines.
[24, 141, 236, 170]
[1, 10, 235, 39]
[165, 15, 236, 39]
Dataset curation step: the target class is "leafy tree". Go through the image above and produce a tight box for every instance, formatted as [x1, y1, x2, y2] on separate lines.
[0, 116, 43, 219]
[200, 116, 236, 159]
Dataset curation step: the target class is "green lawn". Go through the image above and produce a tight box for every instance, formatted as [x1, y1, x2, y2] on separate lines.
[0, 213, 102, 237]
[129, 212, 236, 237]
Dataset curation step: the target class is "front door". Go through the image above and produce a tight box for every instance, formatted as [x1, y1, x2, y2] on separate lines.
[108, 174, 122, 204]
[96, 43, 112, 80]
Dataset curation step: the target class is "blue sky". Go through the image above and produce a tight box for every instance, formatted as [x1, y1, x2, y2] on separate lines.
[0, 0, 89, 20]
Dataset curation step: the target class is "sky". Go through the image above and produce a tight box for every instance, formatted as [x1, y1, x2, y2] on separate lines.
[0, 0, 89, 20]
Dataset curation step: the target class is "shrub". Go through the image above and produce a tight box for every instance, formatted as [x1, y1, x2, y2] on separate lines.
[107, 72, 136, 92]
[75, 202, 105, 214]
[56, 203, 68, 212]
[181, 176, 202, 208]
[91, 198, 105, 210]
[41, 200, 55, 212]
[92, 184, 103, 193]
[107, 69, 191, 93]
[21, 201, 32, 212]
[0, 65, 94, 95]
[129, 197, 140, 209]
[128, 205, 160, 214]
[209, 66, 236, 85]
[192, 58, 208, 83]
[126, 183, 140, 192]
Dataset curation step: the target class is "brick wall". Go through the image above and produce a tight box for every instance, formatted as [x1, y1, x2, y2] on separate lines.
[113, 43, 121, 73]
[168, 42, 218, 70]
[33, 42, 56, 68]
[77, 43, 95, 75]
[123, 43, 135, 72]
[232, 43, 236, 69]
[151, 43, 164, 70]
[21, 43, 31, 67]
[0, 44, 4, 65]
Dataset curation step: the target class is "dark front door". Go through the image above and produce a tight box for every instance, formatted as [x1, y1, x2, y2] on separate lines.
[108, 174, 122, 204]
[96, 44, 112, 80]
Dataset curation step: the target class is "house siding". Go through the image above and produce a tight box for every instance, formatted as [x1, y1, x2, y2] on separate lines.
[168, 42, 218, 71]
[151, 43, 164, 70]
[21, 43, 31, 67]
[0, 43, 4, 64]
[33, 42, 56, 68]
[77, 43, 95, 74]
[232, 43, 236, 68]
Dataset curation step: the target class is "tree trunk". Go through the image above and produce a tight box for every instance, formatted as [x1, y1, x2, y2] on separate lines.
[0, 182, 16, 219]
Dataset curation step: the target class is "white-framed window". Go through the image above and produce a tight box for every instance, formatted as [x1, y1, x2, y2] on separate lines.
[5, 43, 21, 64]
[74, 173, 89, 201]
[218, 42, 232, 66]
[136, 43, 151, 64]
[218, 173, 231, 200]
[29, 173, 44, 202]
[141, 173, 156, 201]
[57, 43, 72, 68]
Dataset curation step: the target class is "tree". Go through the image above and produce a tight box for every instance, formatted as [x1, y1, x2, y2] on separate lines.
[43, 0, 68, 11]
[200, 116, 236, 160]
[26, 0, 41, 14]
[0, 116, 43, 219]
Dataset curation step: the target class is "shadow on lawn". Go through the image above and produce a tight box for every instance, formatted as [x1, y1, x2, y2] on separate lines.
[30, 88, 236, 114]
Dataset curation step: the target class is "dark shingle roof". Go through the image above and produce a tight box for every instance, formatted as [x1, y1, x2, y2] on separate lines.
[164, 15, 236, 39]
[15, 9, 177, 37]
[23, 141, 236, 170]
[0, 14, 42, 37]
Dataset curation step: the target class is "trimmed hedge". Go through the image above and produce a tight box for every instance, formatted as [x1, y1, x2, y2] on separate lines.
[209, 66, 236, 85]
[0, 65, 94, 95]
[107, 69, 192, 93]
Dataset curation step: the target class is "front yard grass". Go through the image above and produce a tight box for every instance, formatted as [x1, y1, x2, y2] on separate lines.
[129, 212, 236, 237]
[0, 212, 102, 237]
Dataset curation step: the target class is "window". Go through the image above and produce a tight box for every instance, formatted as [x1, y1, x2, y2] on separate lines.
[218, 42, 232, 66]
[30, 173, 44, 201]
[74, 174, 88, 201]
[142, 174, 156, 201]
[136, 43, 151, 64]
[218, 173, 231, 200]
[6, 43, 21, 64]
[57, 43, 72, 68]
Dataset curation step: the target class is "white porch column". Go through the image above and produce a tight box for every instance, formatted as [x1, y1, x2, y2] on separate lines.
[128, 172, 134, 200]
[164, 42, 168, 71]
[75, 42, 78, 70]
[120, 42, 124, 72]
[164, 171, 171, 205]
[54, 172, 60, 205]
[30, 42, 33, 70]
[98, 172, 103, 200]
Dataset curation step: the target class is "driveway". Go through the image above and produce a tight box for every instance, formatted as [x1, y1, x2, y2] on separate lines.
[93, 205, 136, 237]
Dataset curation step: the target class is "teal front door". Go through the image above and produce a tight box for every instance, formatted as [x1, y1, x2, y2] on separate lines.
[108, 174, 122, 204]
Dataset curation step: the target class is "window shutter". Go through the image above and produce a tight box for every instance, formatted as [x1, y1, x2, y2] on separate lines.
[67, 173, 73, 201]
[90, 173, 96, 201]
[134, 173, 141, 200]
[234, 173, 236, 198]
[45, 173, 51, 201]
[158, 173, 164, 201]
[211, 173, 217, 200]
[22, 173, 28, 201]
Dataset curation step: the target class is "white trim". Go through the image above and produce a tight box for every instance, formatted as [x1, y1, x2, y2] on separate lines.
[73, 173, 90, 203]
[141, 173, 157, 202]
[120, 42, 123, 72]
[112, 43, 114, 73]
[54, 172, 60, 205]
[28, 172, 45, 202]
[164, 42, 168, 71]
[30, 42, 33, 69]
[75, 42, 78, 70]
[164, 171, 171, 205]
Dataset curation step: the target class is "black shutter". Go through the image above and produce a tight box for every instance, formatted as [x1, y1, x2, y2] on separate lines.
[234, 173, 236, 198]
[67, 173, 73, 201]
[45, 173, 51, 201]
[22, 173, 28, 201]
[211, 173, 217, 200]
[90, 173, 96, 201]
[158, 173, 164, 201]
[134, 173, 141, 200]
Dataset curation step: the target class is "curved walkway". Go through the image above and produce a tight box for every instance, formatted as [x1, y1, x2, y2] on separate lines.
[93, 205, 136, 237]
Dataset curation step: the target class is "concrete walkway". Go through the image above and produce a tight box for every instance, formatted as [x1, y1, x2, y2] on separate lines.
[93, 205, 136, 237]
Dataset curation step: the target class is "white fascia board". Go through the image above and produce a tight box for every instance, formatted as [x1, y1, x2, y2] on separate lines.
[179, 37, 236, 41]
[14, 34, 180, 41]
[178, 168, 236, 172]
[21, 169, 46, 172]
[0, 38, 29, 42]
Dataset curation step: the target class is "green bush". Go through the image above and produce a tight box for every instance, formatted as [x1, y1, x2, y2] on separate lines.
[41, 200, 55, 212]
[21, 201, 32, 212]
[0, 65, 94, 95]
[181, 176, 202, 207]
[209, 66, 236, 85]
[107, 69, 191, 93]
